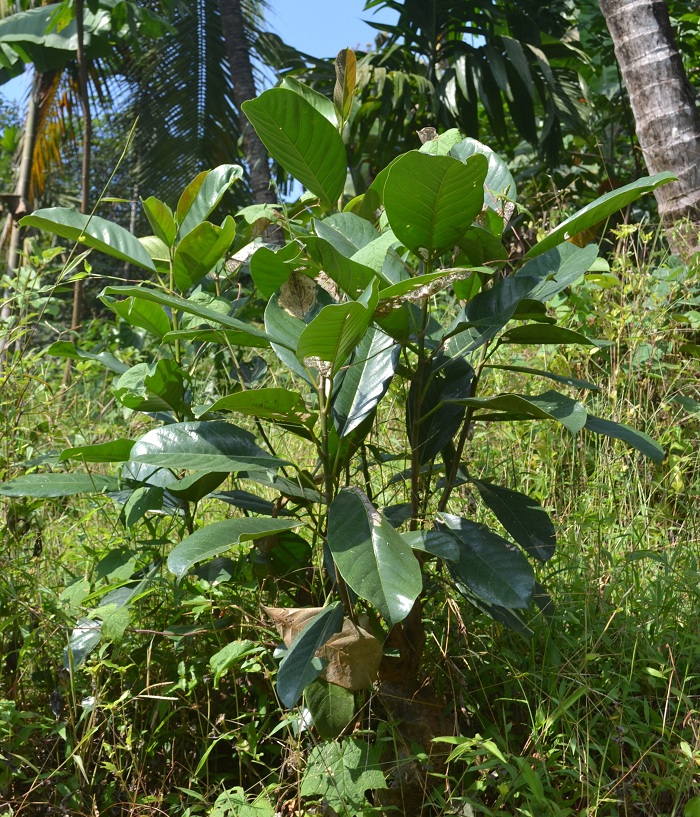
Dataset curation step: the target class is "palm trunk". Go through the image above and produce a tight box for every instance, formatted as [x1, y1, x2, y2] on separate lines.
[218, 0, 276, 205]
[0, 71, 39, 366]
[599, 0, 700, 259]
[71, 0, 91, 330]
[62, 0, 91, 390]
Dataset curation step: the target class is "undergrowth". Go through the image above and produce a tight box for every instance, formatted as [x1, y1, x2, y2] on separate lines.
[1, 227, 700, 817]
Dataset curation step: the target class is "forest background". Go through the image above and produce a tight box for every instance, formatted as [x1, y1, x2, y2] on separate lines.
[0, 1, 699, 816]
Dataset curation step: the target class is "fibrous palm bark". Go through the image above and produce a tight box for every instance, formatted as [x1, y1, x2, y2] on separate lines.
[218, 0, 275, 205]
[599, 0, 700, 258]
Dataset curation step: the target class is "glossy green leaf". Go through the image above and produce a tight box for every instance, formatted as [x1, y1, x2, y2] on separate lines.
[20, 207, 156, 271]
[332, 327, 398, 437]
[484, 364, 599, 391]
[499, 324, 600, 347]
[302, 236, 380, 298]
[276, 603, 344, 708]
[250, 242, 300, 298]
[526, 172, 676, 258]
[114, 360, 189, 415]
[206, 388, 316, 429]
[122, 485, 164, 528]
[451, 137, 516, 215]
[279, 76, 336, 124]
[314, 213, 377, 256]
[48, 341, 128, 374]
[104, 295, 170, 340]
[384, 152, 487, 254]
[305, 679, 355, 740]
[177, 164, 243, 238]
[100, 286, 279, 346]
[327, 488, 422, 626]
[351, 229, 400, 275]
[0, 473, 118, 497]
[584, 415, 665, 462]
[59, 440, 135, 464]
[451, 390, 587, 433]
[439, 513, 535, 608]
[472, 480, 555, 562]
[296, 282, 378, 375]
[519, 243, 599, 302]
[167, 517, 302, 577]
[402, 529, 460, 561]
[242, 88, 346, 208]
[142, 196, 176, 246]
[129, 421, 286, 473]
[172, 215, 236, 292]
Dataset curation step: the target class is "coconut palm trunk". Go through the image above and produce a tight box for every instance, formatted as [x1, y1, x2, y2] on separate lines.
[599, 0, 700, 258]
[218, 0, 276, 205]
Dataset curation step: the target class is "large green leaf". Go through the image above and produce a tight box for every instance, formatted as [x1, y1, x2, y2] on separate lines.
[0, 473, 118, 498]
[114, 360, 189, 416]
[172, 215, 236, 292]
[20, 208, 156, 271]
[59, 440, 135, 464]
[314, 213, 378, 256]
[300, 738, 386, 813]
[48, 341, 129, 375]
[129, 421, 287, 473]
[450, 137, 517, 215]
[472, 480, 555, 562]
[302, 237, 380, 298]
[142, 196, 176, 247]
[305, 679, 355, 740]
[327, 488, 422, 626]
[296, 283, 378, 375]
[518, 243, 599, 302]
[100, 286, 278, 346]
[584, 415, 664, 462]
[499, 325, 600, 347]
[167, 517, 302, 577]
[176, 165, 243, 238]
[276, 603, 344, 709]
[439, 514, 535, 609]
[279, 76, 337, 124]
[526, 172, 676, 258]
[242, 88, 347, 208]
[249, 242, 300, 299]
[384, 152, 487, 254]
[206, 388, 316, 430]
[332, 327, 398, 437]
[451, 390, 587, 433]
[104, 296, 170, 340]
[484, 364, 599, 391]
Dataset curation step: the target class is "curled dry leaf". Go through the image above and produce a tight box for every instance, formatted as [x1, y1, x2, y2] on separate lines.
[278, 271, 317, 318]
[264, 606, 383, 691]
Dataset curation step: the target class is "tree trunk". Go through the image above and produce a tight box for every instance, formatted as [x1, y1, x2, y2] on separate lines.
[218, 0, 276, 205]
[0, 71, 39, 367]
[62, 0, 91, 390]
[71, 0, 91, 330]
[599, 0, 700, 259]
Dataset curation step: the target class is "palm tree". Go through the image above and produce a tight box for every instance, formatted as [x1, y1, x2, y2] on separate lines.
[347, 0, 588, 184]
[599, 0, 700, 259]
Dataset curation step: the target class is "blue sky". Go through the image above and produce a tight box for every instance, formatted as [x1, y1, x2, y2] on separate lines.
[270, 0, 397, 58]
[0, 1, 399, 105]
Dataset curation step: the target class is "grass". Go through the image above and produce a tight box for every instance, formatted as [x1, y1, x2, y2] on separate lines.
[1, 227, 700, 816]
